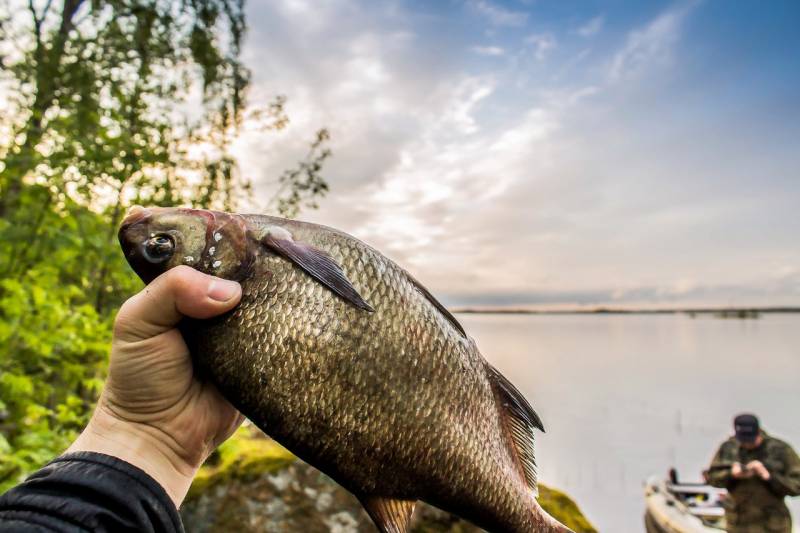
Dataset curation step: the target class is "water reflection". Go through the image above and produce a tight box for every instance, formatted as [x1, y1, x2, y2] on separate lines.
[458, 313, 800, 532]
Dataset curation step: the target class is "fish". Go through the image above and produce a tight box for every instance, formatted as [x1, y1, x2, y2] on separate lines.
[118, 206, 572, 533]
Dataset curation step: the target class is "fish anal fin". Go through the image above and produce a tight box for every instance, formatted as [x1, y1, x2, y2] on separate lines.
[405, 271, 466, 337]
[261, 231, 374, 312]
[360, 496, 416, 533]
[486, 362, 544, 493]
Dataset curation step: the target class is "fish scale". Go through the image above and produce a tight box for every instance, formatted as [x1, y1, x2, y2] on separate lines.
[118, 208, 571, 533]
[199, 226, 507, 513]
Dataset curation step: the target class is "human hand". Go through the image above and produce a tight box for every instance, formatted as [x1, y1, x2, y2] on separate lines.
[745, 460, 771, 481]
[731, 462, 752, 479]
[68, 266, 244, 506]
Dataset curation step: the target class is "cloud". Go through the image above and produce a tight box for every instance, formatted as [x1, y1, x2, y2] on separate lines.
[232, 0, 800, 308]
[525, 33, 557, 61]
[608, 4, 695, 81]
[472, 45, 505, 56]
[577, 15, 604, 37]
[466, 0, 528, 27]
[353, 83, 597, 279]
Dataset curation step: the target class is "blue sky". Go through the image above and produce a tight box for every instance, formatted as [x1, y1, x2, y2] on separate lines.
[233, 0, 800, 307]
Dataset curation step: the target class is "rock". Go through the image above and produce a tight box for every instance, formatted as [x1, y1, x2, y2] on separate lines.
[181, 428, 596, 532]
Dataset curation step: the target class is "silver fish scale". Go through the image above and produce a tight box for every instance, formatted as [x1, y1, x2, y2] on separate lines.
[189, 216, 540, 531]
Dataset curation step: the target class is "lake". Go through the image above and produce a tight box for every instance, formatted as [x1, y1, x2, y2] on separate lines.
[457, 313, 800, 533]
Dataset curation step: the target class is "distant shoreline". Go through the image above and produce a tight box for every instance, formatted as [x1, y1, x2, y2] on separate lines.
[450, 306, 800, 316]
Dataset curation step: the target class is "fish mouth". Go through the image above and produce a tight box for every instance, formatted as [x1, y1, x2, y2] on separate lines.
[118, 206, 152, 253]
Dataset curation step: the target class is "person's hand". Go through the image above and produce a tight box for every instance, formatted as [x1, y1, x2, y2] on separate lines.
[745, 460, 771, 481]
[731, 462, 752, 479]
[68, 266, 244, 507]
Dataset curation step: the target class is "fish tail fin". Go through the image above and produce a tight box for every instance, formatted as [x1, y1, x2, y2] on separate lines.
[530, 496, 575, 533]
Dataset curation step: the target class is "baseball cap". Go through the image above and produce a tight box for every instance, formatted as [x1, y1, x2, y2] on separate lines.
[734, 413, 760, 443]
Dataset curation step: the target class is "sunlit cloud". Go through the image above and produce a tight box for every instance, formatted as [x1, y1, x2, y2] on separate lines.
[233, 0, 800, 308]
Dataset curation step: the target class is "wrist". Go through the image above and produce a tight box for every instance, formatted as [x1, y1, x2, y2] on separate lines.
[67, 401, 198, 508]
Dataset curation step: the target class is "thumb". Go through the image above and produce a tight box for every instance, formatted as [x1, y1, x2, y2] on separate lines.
[114, 265, 241, 342]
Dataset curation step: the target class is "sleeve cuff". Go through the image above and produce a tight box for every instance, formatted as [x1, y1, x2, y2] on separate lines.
[0, 451, 183, 532]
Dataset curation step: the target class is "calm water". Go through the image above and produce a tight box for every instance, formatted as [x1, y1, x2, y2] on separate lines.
[457, 313, 800, 533]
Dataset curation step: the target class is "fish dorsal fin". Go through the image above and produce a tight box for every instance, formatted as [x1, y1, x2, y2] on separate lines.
[486, 362, 544, 493]
[360, 496, 416, 533]
[405, 272, 466, 337]
[261, 230, 374, 312]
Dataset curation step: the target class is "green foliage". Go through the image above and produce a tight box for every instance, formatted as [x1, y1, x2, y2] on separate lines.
[0, 0, 250, 216]
[0, 0, 331, 491]
[0, 188, 134, 491]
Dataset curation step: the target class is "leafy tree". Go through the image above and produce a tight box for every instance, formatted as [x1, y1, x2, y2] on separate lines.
[1, 0, 248, 213]
[0, 0, 331, 489]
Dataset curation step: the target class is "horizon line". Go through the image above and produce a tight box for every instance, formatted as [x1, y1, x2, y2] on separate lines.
[450, 305, 800, 316]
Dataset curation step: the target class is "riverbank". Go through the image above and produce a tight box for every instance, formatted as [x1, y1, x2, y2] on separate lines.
[183, 427, 596, 532]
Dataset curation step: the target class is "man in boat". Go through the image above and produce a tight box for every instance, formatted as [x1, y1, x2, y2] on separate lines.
[707, 413, 800, 533]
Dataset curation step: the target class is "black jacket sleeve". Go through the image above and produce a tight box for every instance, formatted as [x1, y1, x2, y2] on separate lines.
[0, 452, 183, 532]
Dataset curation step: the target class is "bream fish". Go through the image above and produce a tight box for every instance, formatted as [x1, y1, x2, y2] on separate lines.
[118, 206, 571, 533]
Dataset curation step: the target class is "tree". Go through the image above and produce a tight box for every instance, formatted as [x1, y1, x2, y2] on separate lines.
[269, 128, 332, 218]
[1, 0, 247, 212]
[0, 0, 331, 489]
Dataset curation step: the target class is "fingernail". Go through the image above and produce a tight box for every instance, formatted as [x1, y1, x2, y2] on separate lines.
[207, 279, 240, 302]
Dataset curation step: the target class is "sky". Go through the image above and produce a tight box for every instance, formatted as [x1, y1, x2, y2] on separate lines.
[232, 0, 800, 308]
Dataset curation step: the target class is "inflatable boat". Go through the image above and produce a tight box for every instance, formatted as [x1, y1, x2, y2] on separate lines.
[644, 470, 727, 532]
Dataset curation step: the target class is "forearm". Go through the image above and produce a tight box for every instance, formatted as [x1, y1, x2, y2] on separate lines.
[771, 447, 800, 496]
[706, 459, 735, 488]
[0, 452, 183, 532]
[707, 470, 733, 488]
[67, 400, 199, 508]
[767, 472, 800, 497]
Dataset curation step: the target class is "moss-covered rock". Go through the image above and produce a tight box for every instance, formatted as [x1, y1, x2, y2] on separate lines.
[187, 427, 295, 500]
[536, 486, 597, 533]
[181, 428, 596, 532]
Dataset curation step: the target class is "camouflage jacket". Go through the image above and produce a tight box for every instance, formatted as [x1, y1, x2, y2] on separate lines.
[707, 431, 800, 532]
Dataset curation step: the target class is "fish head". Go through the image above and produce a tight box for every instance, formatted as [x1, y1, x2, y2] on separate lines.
[118, 206, 253, 283]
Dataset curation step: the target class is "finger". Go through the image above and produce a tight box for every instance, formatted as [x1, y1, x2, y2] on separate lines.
[115, 265, 241, 342]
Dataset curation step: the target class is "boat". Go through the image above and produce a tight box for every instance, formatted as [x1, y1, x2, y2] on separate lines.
[644, 469, 727, 532]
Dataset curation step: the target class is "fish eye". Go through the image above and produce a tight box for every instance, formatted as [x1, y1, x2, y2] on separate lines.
[142, 233, 175, 263]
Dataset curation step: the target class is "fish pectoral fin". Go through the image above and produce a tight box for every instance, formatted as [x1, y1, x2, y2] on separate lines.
[261, 231, 374, 312]
[359, 496, 416, 533]
[486, 362, 544, 495]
